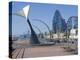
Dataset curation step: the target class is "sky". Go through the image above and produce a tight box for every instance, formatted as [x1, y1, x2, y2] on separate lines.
[11, 2, 78, 36]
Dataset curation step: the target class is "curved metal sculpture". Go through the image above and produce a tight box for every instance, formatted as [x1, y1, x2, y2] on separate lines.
[32, 24, 42, 38]
[27, 18, 40, 44]
[32, 19, 52, 41]
[32, 24, 42, 35]
[11, 13, 40, 44]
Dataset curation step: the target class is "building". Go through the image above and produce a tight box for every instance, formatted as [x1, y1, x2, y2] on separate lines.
[51, 10, 67, 40]
[52, 10, 67, 33]
[67, 16, 78, 40]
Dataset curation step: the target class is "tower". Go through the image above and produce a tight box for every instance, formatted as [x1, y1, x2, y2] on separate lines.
[52, 10, 67, 33]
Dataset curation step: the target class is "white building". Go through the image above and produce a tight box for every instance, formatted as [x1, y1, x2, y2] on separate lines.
[69, 29, 78, 39]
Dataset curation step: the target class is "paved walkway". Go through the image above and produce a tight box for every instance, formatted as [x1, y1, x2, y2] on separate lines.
[12, 46, 74, 59]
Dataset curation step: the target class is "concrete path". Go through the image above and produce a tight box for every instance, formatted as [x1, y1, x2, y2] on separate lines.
[12, 46, 74, 59]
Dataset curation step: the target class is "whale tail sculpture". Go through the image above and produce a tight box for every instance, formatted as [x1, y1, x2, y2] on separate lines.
[27, 18, 40, 44]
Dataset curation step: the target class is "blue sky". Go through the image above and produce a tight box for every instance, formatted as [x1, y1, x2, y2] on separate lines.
[11, 2, 78, 36]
